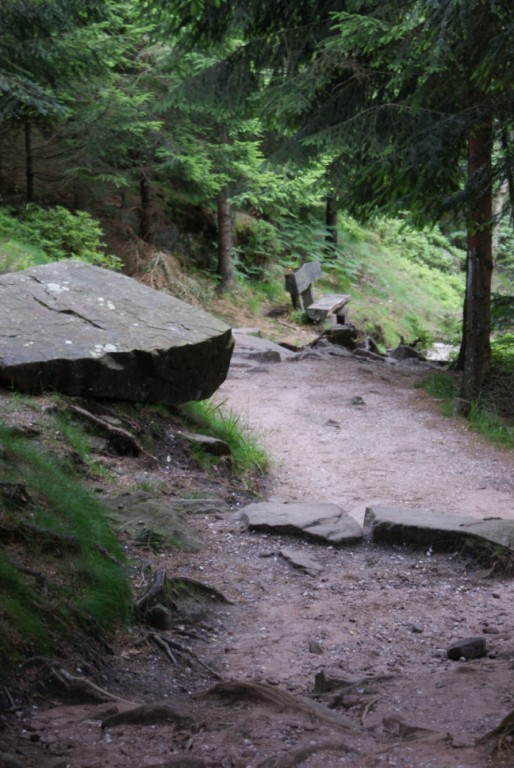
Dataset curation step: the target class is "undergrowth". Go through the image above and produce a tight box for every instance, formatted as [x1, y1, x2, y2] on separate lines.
[0, 205, 120, 272]
[420, 365, 514, 449]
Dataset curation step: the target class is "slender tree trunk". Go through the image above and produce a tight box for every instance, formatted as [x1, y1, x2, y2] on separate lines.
[217, 184, 233, 292]
[460, 118, 494, 401]
[325, 192, 338, 251]
[139, 173, 153, 243]
[25, 122, 34, 203]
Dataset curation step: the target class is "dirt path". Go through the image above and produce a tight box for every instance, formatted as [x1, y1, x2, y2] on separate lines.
[218, 354, 514, 524]
[8, 352, 514, 768]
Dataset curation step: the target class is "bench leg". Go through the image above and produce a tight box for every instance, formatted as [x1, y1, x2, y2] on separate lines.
[300, 286, 314, 310]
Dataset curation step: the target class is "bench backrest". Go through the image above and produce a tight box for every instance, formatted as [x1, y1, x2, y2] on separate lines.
[284, 262, 323, 296]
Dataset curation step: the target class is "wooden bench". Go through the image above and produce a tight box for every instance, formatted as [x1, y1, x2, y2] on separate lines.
[285, 262, 351, 324]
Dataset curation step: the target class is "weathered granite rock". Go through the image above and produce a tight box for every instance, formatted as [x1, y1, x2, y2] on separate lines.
[176, 430, 231, 456]
[365, 506, 514, 560]
[0, 261, 233, 404]
[388, 344, 426, 361]
[231, 330, 297, 363]
[240, 501, 363, 544]
[447, 636, 487, 661]
[102, 492, 203, 551]
[322, 325, 358, 350]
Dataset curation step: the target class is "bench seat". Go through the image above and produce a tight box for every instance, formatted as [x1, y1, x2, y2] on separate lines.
[306, 294, 351, 323]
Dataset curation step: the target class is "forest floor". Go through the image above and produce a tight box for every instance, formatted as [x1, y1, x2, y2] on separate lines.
[2, 339, 514, 768]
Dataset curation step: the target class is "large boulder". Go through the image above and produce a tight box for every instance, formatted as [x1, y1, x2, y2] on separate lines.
[0, 260, 233, 404]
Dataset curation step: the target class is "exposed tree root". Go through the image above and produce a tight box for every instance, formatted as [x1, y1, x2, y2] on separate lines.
[50, 667, 138, 706]
[477, 707, 514, 755]
[256, 739, 359, 768]
[101, 701, 193, 729]
[69, 404, 159, 463]
[148, 631, 223, 681]
[198, 679, 356, 730]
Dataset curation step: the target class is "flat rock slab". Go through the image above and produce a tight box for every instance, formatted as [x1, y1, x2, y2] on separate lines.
[279, 547, 323, 575]
[0, 261, 233, 404]
[231, 330, 297, 363]
[365, 506, 514, 558]
[240, 501, 363, 544]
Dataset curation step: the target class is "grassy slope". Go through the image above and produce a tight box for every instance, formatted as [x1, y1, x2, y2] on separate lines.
[205, 216, 465, 351]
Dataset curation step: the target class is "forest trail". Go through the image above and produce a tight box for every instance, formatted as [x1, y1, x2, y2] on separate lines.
[8, 350, 514, 768]
[218, 353, 514, 526]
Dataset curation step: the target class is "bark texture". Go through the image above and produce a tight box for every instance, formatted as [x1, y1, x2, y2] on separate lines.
[461, 118, 493, 401]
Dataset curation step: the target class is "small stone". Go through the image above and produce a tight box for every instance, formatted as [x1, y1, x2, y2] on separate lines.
[482, 626, 500, 635]
[447, 636, 487, 661]
[411, 623, 424, 634]
[146, 604, 173, 630]
[308, 639, 323, 654]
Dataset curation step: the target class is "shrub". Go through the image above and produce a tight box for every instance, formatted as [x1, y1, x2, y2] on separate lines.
[0, 205, 121, 271]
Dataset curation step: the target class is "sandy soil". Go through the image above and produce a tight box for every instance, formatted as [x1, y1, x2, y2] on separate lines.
[5, 350, 514, 768]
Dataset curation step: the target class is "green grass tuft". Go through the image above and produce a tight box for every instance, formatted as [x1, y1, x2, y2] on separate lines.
[182, 399, 270, 479]
[419, 372, 514, 448]
[419, 372, 457, 417]
[468, 403, 514, 450]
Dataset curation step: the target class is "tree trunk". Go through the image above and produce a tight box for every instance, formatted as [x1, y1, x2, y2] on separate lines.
[25, 122, 34, 203]
[325, 193, 338, 251]
[217, 185, 233, 292]
[139, 174, 153, 243]
[460, 118, 493, 401]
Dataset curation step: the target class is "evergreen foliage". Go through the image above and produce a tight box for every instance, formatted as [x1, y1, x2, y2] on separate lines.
[0, 0, 118, 125]
[0, 206, 120, 270]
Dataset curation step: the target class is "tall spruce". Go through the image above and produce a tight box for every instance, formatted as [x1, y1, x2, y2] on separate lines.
[0, 0, 121, 203]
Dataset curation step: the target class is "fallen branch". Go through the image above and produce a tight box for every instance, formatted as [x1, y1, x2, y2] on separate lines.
[1, 685, 16, 711]
[148, 631, 178, 664]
